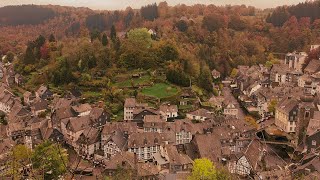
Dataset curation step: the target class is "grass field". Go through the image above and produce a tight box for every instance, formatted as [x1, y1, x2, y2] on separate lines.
[115, 75, 152, 88]
[141, 83, 179, 99]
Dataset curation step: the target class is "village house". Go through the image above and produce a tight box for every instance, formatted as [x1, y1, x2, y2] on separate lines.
[275, 96, 316, 144]
[143, 115, 167, 133]
[305, 112, 320, 153]
[0, 91, 15, 113]
[159, 104, 178, 120]
[39, 119, 64, 142]
[102, 130, 127, 159]
[72, 103, 92, 117]
[304, 59, 320, 75]
[284, 51, 307, 73]
[124, 98, 148, 121]
[270, 63, 292, 85]
[31, 99, 48, 116]
[223, 102, 239, 118]
[275, 97, 299, 133]
[60, 115, 91, 145]
[132, 107, 158, 126]
[7, 102, 31, 123]
[89, 107, 109, 128]
[186, 108, 212, 121]
[228, 139, 265, 177]
[101, 122, 139, 140]
[35, 85, 53, 99]
[153, 143, 193, 173]
[167, 120, 196, 145]
[127, 132, 165, 161]
[51, 107, 77, 128]
[103, 151, 160, 179]
[23, 91, 36, 105]
[76, 128, 100, 158]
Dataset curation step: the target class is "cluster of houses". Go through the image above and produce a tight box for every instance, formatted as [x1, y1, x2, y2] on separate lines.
[1, 45, 320, 179]
[227, 46, 320, 179]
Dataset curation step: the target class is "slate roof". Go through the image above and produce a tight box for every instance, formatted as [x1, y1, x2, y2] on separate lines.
[124, 98, 137, 107]
[159, 104, 178, 113]
[276, 97, 299, 115]
[192, 133, 222, 163]
[72, 103, 92, 114]
[165, 144, 193, 165]
[305, 59, 320, 74]
[32, 99, 48, 111]
[187, 109, 212, 118]
[103, 151, 135, 170]
[127, 132, 164, 148]
[102, 122, 139, 136]
[63, 115, 90, 132]
[307, 113, 320, 136]
[107, 130, 127, 150]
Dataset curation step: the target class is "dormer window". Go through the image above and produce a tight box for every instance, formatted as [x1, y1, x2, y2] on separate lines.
[144, 138, 148, 145]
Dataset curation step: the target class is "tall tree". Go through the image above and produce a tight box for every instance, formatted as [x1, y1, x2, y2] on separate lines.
[110, 25, 117, 42]
[24, 45, 36, 64]
[188, 158, 217, 180]
[49, 34, 56, 42]
[102, 33, 108, 46]
[198, 65, 213, 92]
[31, 141, 68, 179]
[141, 3, 159, 21]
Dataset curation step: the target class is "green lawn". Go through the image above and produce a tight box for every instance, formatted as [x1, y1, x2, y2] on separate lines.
[115, 75, 152, 88]
[141, 83, 179, 99]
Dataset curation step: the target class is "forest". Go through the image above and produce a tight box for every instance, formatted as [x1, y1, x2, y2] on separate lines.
[0, 5, 56, 26]
[0, 1, 320, 115]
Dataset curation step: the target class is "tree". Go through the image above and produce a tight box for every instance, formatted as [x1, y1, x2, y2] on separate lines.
[268, 99, 278, 114]
[49, 34, 56, 42]
[188, 158, 216, 180]
[166, 69, 190, 87]
[176, 20, 188, 32]
[110, 25, 117, 42]
[230, 68, 238, 78]
[198, 66, 213, 92]
[102, 33, 108, 46]
[6, 145, 32, 179]
[24, 45, 36, 64]
[35, 35, 46, 49]
[126, 28, 152, 49]
[31, 141, 68, 179]
[155, 41, 179, 63]
[202, 14, 226, 32]
[141, 3, 159, 21]
[90, 29, 101, 42]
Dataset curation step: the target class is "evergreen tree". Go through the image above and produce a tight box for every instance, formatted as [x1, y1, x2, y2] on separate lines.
[102, 33, 108, 46]
[110, 25, 117, 42]
[49, 34, 56, 42]
[24, 45, 36, 64]
[198, 66, 213, 92]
